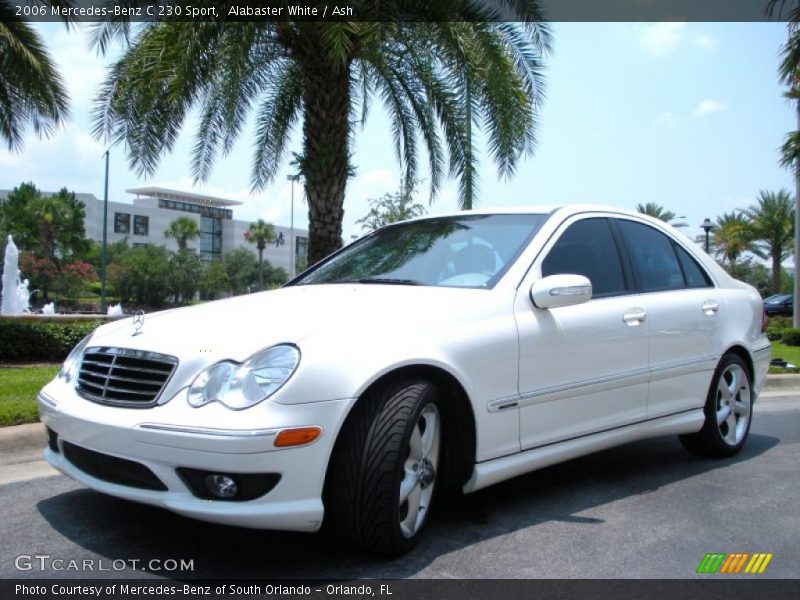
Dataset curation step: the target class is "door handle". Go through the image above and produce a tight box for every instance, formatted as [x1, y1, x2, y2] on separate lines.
[623, 308, 647, 326]
[702, 299, 719, 316]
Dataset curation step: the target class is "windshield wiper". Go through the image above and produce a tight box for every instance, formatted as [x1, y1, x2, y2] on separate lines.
[356, 277, 423, 286]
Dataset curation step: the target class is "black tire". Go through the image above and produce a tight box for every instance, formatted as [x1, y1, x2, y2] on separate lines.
[679, 353, 753, 458]
[324, 378, 442, 556]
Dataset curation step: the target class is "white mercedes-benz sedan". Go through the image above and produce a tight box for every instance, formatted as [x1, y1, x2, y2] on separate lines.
[38, 205, 771, 555]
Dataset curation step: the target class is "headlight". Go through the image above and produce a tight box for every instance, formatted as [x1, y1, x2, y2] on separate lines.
[58, 333, 93, 385]
[188, 344, 300, 410]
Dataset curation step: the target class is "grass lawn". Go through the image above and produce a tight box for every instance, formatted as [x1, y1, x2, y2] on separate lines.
[770, 341, 800, 373]
[0, 365, 59, 427]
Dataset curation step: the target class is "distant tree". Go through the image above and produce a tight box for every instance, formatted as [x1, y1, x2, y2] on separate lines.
[0, 183, 89, 262]
[18, 252, 57, 301]
[169, 249, 203, 303]
[727, 259, 793, 299]
[635, 202, 677, 223]
[745, 190, 795, 295]
[164, 216, 200, 251]
[244, 219, 275, 290]
[356, 180, 427, 232]
[200, 259, 230, 300]
[108, 245, 172, 306]
[709, 212, 759, 267]
[266, 265, 288, 288]
[54, 260, 98, 303]
[223, 247, 258, 296]
[0, 3, 69, 151]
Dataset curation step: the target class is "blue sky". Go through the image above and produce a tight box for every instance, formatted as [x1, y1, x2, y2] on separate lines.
[0, 21, 795, 242]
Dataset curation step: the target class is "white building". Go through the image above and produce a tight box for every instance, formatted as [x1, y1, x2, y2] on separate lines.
[1, 186, 308, 275]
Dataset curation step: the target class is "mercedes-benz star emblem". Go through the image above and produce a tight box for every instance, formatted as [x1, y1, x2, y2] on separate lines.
[132, 310, 145, 336]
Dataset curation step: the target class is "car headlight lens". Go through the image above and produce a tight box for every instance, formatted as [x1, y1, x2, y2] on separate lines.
[58, 333, 93, 385]
[187, 344, 300, 410]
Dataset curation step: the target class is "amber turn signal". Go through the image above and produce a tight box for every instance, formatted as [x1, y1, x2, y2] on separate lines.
[274, 427, 322, 448]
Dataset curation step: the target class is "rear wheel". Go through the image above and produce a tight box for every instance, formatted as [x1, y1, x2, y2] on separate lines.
[325, 379, 442, 555]
[679, 353, 752, 458]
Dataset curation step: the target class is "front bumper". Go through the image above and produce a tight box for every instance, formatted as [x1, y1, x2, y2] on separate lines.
[38, 378, 355, 532]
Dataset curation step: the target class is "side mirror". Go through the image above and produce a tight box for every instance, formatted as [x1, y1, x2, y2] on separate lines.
[530, 274, 592, 309]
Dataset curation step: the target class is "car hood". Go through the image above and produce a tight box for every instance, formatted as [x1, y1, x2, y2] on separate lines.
[89, 284, 501, 362]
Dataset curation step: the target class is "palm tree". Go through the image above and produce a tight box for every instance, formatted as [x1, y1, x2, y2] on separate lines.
[245, 219, 275, 290]
[709, 212, 758, 267]
[745, 190, 795, 295]
[164, 216, 200, 251]
[90, 4, 551, 265]
[0, 1, 70, 151]
[635, 202, 677, 223]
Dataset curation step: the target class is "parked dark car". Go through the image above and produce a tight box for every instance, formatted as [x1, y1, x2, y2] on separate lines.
[764, 293, 793, 316]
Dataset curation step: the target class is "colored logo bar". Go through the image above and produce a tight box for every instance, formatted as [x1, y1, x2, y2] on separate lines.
[696, 552, 773, 574]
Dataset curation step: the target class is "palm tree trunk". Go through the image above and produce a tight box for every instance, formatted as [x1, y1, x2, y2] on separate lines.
[772, 252, 782, 295]
[258, 248, 264, 290]
[301, 55, 351, 267]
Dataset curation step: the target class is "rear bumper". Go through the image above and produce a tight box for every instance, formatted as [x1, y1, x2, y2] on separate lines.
[750, 340, 772, 398]
[38, 379, 355, 532]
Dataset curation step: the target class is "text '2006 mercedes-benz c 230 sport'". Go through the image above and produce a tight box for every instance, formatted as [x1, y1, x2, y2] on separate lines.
[38, 205, 771, 555]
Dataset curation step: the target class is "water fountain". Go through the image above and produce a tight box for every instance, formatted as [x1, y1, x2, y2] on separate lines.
[1, 235, 123, 322]
[1, 235, 31, 314]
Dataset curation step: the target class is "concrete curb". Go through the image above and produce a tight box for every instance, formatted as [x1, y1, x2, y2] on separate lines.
[763, 374, 800, 391]
[0, 422, 57, 485]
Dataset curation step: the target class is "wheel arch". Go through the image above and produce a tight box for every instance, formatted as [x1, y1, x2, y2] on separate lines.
[323, 363, 477, 496]
[722, 343, 755, 384]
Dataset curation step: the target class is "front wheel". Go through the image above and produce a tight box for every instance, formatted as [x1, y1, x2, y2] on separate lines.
[679, 353, 753, 458]
[324, 379, 442, 555]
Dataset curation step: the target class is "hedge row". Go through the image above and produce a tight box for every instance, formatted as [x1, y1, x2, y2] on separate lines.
[0, 320, 104, 362]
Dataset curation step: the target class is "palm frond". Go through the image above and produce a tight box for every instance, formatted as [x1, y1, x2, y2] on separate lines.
[0, 5, 69, 151]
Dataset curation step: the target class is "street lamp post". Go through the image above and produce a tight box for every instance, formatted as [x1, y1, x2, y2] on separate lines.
[795, 97, 800, 328]
[287, 174, 301, 279]
[701, 218, 714, 254]
[100, 149, 110, 313]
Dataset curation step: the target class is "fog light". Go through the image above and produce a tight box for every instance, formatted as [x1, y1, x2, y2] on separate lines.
[204, 474, 238, 499]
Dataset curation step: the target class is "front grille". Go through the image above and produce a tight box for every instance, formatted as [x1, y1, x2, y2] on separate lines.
[76, 347, 178, 408]
[62, 442, 167, 491]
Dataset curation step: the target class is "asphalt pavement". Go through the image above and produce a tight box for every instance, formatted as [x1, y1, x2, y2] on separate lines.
[0, 394, 798, 579]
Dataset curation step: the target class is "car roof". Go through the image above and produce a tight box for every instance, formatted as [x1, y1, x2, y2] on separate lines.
[413, 204, 659, 222]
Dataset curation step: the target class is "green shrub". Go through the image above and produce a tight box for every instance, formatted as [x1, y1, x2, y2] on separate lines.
[780, 328, 800, 346]
[0, 320, 103, 362]
[766, 326, 783, 341]
[766, 316, 792, 341]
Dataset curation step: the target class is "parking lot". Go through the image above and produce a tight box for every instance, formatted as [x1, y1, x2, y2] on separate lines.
[1, 394, 797, 580]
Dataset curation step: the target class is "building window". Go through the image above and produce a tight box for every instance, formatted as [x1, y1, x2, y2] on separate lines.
[158, 198, 233, 220]
[200, 216, 223, 262]
[134, 215, 149, 236]
[114, 212, 130, 234]
[296, 236, 308, 257]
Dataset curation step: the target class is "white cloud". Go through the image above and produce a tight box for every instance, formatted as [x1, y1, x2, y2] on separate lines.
[637, 23, 686, 57]
[654, 111, 677, 128]
[636, 23, 718, 57]
[693, 99, 727, 116]
[0, 124, 109, 193]
[692, 34, 719, 50]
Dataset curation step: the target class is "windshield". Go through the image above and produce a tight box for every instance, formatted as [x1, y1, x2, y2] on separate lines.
[766, 294, 792, 303]
[293, 213, 548, 288]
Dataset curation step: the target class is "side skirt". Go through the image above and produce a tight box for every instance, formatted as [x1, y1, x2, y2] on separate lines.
[463, 409, 704, 493]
